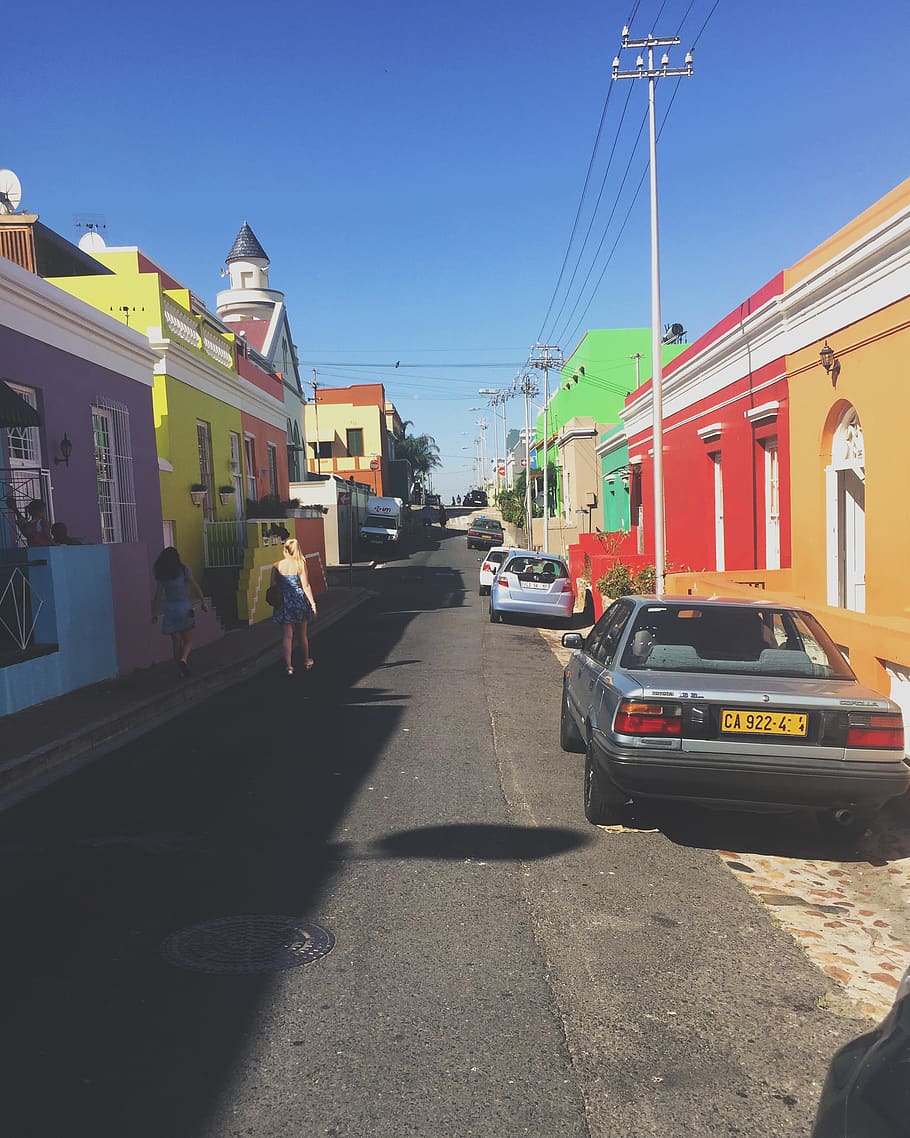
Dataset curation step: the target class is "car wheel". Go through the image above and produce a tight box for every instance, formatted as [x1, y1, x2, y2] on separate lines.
[489, 603, 502, 623]
[584, 736, 625, 825]
[559, 688, 585, 753]
[816, 808, 874, 846]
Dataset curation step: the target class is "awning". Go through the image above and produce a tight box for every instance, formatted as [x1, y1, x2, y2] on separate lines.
[0, 381, 40, 429]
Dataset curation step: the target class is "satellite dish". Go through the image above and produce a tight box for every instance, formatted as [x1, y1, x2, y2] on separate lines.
[78, 230, 107, 253]
[0, 169, 22, 214]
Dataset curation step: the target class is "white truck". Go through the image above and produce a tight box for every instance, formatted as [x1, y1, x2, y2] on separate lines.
[360, 496, 404, 548]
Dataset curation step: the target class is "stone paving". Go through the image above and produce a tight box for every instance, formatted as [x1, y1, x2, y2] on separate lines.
[539, 624, 910, 1023]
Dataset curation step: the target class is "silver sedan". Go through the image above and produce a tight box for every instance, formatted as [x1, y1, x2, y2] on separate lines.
[560, 596, 910, 839]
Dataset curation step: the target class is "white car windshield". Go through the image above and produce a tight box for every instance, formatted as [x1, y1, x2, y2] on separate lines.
[620, 605, 855, 679]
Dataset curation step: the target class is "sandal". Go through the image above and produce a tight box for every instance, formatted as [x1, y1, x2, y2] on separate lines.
[304, 659, 314, 670]
[286, 666, 294, 676]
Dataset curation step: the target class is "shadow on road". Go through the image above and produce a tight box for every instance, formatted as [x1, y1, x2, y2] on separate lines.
[375, 822, 592, 861]
[0, 554, 472, 1138]
[617, 797, 910, 865]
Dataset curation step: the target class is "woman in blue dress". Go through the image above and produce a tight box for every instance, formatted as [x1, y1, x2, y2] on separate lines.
[271, 537, 318, 675]
[151, 546, 207, 677]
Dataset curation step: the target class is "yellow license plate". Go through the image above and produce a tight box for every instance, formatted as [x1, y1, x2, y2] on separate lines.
[720, 710, 808, 737]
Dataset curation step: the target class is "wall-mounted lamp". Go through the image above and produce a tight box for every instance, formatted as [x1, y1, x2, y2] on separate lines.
[54, 433, 73, 466]
[620, 468, 631, 488]
[819, 341, 841, 385]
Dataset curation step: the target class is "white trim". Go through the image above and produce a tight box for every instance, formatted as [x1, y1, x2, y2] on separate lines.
[557, 425, 598, 446]
[157, 457, 174, 472]
[149, 337, 286, 429]
[744, 400, 780, 424]
[0, 257, 157, 384]
[696, 422, 723, 441]
[628, 454, 643, 466]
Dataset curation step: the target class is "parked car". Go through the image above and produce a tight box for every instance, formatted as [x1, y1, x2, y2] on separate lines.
[478, 546, 534, 595]
[559, 596, 910, 836]
[489, 553, 574, 625]
[811, 963, 910, 1137]
[463, 489, 488, 508]
[425, 493, 441, 507]
[466, 518, 504, 550]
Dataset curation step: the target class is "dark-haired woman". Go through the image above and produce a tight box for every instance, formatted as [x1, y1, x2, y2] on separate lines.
[151, 547, 207, 677]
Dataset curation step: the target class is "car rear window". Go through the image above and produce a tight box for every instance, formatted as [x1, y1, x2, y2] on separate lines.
[502, 557, 568, 580]
[620, 605, 855, 679]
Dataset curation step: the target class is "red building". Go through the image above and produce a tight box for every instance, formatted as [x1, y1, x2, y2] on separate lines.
[624, 274, 791, 575]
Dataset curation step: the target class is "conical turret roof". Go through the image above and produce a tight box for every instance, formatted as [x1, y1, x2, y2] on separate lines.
[225, 221, 268, 264]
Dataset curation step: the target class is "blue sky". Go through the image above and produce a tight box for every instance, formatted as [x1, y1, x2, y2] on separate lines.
[6, 0, 910, 498]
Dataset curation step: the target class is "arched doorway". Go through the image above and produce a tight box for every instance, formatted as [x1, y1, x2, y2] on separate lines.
[826, 405, 865, 612]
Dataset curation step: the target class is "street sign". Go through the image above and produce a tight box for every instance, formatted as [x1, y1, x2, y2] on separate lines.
[498, 465, 505, 475]
[520, 459, 527, 468]
[369, 458, 380, 471]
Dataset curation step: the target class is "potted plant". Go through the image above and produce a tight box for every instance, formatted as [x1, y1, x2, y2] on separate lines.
[218, 484, 235, 506]
[190, 483, 208, 507]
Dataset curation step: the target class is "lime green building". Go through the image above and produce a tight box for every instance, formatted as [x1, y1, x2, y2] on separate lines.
[532, 329, 688, 544]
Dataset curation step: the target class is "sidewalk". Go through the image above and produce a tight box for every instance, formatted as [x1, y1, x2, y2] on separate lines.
[0, 581, 375, 806]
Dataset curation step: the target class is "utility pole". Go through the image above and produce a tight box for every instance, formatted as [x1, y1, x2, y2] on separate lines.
[515, 373, 538, 541]
[476, 418, 488, 490]
[479, 388, 514, 496]
[310, 367, 321, 476]
[630, 352, 642, 388]
[613, 30, 693, 593]
[530, 343, 564, 552]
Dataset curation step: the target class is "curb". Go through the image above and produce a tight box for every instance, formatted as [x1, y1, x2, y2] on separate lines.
[0, 587, 376, 809]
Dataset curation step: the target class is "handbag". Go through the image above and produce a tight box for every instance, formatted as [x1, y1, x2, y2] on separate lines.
[265, 584, 282, 607]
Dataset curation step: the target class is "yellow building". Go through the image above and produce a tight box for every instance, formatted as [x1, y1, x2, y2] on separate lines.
[48, 245, 289, 582]
[304, 382, 400, 497]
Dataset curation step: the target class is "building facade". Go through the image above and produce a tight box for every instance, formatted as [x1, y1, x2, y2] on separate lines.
[303, 383, 400, 497]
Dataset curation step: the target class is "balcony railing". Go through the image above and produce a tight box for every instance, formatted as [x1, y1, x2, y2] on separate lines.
[1, 468, 54, 550]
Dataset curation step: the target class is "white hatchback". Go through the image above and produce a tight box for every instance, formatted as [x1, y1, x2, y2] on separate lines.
[478, 546, 534, 596]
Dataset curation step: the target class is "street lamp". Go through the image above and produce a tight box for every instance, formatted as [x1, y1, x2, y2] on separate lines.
[613, 29, 693, 593]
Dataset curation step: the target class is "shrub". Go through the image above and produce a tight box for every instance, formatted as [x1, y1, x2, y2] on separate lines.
[596, 562, 635, 599]
[634, 564, 657, 593]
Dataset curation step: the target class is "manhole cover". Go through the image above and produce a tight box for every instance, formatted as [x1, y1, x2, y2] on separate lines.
[162, 915, 335, 974]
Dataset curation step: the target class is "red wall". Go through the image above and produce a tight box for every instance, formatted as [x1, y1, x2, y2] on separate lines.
[627, 361, 791, 574]
[241, 411, 290, 500]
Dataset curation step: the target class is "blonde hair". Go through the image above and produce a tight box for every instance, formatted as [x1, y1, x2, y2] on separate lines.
[282, 537, 306, 576]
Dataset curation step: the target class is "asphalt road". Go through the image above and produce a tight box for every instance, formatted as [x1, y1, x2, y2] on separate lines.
[0, 521, 871, 1137]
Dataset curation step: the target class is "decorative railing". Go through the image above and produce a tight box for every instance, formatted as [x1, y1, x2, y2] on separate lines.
[162, 296, 199, 349]
[202, 325, 233, 368]
[0, 558, 47, 651]
[204, 519, 248, 568]
[0, 467, 54, 550]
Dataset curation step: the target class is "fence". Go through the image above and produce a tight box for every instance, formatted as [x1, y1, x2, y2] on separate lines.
[0, 467, 54, 550]
[203, 519, 248, 568]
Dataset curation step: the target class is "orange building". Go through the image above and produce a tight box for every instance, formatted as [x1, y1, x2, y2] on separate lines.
[303, 383, 403, 497]
[668, 177, 910, 723]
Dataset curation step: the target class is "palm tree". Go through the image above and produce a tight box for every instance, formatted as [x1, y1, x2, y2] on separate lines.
[394, 427, 441, 487]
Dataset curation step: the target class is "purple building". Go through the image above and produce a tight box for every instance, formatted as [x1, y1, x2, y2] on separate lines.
[0, 218, 169, 714]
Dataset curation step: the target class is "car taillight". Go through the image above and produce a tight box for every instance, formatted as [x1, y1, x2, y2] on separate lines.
[482, 562, 493, 572]
[614, 699, 682, 737]
[846, 713, 905, 750]
[556, 579, 574, 594]
[496, 576, 510, 588]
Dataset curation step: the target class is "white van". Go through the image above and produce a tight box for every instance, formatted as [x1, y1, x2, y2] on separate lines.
[360, 497, 404, 547]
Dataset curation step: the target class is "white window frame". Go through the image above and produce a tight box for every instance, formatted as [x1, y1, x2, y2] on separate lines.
[764, 439, 780, 570]
[712, 451, 725, 571]
[92, 399, 138, 543]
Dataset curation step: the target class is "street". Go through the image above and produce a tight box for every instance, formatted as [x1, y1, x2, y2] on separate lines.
[0, 523, 885, 1137]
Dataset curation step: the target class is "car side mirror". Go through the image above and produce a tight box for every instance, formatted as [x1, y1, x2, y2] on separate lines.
[562, 633, 584, 649]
